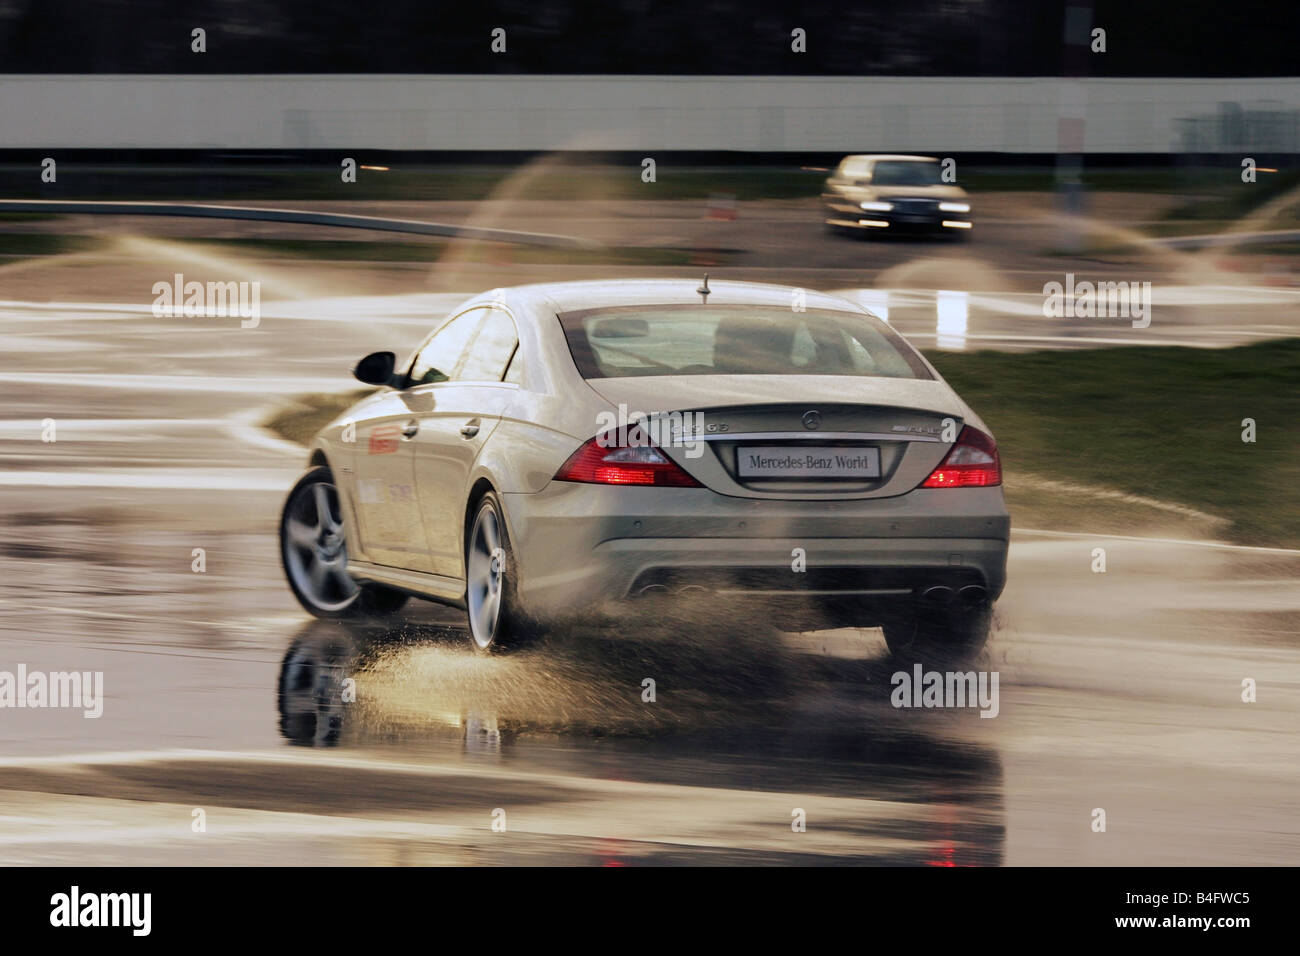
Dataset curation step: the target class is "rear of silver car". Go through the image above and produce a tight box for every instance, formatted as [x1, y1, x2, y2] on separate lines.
[504, 302, 1009, 642]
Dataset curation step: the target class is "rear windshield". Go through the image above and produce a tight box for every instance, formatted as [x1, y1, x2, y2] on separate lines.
[558, 305, 931, 380]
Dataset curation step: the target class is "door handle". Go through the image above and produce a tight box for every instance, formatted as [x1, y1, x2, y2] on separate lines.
[401, 419, 419, 439]
[459, 419, 480, 439]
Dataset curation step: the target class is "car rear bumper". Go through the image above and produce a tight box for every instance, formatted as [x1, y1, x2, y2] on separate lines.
[502, 483, 1009, 623]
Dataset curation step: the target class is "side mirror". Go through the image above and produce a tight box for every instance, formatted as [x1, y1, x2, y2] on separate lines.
[353, 351, 397, 386]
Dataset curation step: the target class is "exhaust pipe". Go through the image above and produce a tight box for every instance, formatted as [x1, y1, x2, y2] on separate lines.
[921, 585, 956, 605]
[637, 584, 669, 597]
[958, 585, 988, 606]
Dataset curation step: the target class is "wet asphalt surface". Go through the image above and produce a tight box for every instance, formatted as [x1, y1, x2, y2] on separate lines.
[0, 263, 1298, 865]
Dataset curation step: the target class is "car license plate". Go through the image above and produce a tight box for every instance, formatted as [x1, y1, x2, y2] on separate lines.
[737, 445, 881, 479]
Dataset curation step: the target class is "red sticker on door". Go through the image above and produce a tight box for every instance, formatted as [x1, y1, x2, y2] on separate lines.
[368, 424, 400, 455]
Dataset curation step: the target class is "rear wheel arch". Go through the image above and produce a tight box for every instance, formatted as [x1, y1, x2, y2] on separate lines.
[464, 478, 498, 550]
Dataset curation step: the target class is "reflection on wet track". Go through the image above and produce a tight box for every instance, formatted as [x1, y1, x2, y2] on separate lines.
[272, 620, 1008, 865]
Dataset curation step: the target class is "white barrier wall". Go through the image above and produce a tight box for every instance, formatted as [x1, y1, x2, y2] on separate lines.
[1, 75, 1297, 152]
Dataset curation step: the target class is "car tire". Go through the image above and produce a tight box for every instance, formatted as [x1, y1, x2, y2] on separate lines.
[280, 466, 409, 620]
[464, 490, 542, 653]
[883, 604, 991, 664]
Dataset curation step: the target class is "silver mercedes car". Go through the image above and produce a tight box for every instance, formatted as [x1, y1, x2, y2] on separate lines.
[279, 278, 1009, 659]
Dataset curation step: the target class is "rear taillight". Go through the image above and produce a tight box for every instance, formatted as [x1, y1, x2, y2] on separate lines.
[555, 437, 702, 487]
[920, 426, 1001, 488]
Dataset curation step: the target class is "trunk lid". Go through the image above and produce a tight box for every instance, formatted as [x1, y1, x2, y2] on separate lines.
[585, 375, 964, 499]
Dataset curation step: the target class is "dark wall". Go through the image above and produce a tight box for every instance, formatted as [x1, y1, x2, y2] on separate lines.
[0, 0, 1293, 77]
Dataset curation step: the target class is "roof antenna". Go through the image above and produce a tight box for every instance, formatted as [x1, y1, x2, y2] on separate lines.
[697, 273, 711, 303]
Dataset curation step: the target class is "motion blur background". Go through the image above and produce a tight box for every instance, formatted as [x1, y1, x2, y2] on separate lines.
[0, 0, 1297, 866]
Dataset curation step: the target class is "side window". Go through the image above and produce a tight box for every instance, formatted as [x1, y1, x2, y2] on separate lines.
[456, 309, 518, 382]
[409, 309, 486, 386]
[503, 345, 523, 384]
[408, 307, 518, 385]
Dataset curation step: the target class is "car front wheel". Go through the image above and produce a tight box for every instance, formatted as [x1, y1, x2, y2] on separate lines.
[280, 466, 408, 619]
